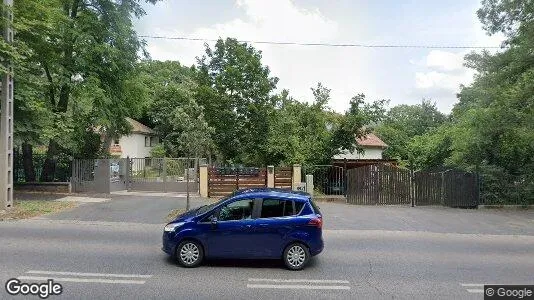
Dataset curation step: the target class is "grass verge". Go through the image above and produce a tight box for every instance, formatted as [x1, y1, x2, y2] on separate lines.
[0, 200, 79, 221]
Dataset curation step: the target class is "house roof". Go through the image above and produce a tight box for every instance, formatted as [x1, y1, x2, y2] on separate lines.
[126, 118, 155, 135]
[356, 133, 388, 148]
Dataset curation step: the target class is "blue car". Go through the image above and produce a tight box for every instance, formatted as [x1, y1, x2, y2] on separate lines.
[162, 188, 323, 270]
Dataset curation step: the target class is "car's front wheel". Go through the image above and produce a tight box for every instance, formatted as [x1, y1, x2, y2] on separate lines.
[176, 240, 203, 268]
[283, 242, 310, 270]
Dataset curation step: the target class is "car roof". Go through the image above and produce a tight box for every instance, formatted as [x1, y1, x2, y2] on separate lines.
[230, 188, 311, 201]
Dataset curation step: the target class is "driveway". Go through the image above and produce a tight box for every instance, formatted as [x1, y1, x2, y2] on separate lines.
[40, 192, 211, 224]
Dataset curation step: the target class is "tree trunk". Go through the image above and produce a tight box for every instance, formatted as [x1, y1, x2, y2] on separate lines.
[22, 143, 36, 182]
[40, 140, 59, 182]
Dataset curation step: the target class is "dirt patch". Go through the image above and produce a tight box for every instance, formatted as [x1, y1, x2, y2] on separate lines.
[0, 200, 80, 221]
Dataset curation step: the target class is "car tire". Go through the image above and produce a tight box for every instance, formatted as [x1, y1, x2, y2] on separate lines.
[176, 240, 204, 268]
[283, 242, 310, 270]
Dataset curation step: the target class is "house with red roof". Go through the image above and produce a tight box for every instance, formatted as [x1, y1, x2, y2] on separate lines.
[332, 133, 396, 168]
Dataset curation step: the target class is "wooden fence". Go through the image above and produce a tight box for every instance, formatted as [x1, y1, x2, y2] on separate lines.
[346, 164, 479, 207]
[208, 167, 267, 197]
[274, 167, 292, 189]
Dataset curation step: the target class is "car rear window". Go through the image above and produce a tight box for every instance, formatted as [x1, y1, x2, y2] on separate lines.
[261, 199, 294, 218]
[294, 201, 305, 215]
[309, 199, 322, 215]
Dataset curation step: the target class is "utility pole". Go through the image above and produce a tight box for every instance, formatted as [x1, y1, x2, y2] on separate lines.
[1, 0, 14, 210]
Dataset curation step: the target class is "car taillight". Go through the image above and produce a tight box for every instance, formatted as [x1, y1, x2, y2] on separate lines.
[308, 217, 322, 228]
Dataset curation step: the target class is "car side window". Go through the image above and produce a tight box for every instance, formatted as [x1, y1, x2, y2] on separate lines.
[260, 199, 294, 218]
[218, 199, 254, 221]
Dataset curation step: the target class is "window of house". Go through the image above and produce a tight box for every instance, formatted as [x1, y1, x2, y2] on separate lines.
[113, 138, 120, 145]
[150, 137, 157, 147]
[145, 136, 149, 147]
[260, 199, 294, 218]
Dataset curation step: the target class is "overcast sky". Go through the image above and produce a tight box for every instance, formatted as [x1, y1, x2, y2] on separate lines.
[134, 0, 504, 114]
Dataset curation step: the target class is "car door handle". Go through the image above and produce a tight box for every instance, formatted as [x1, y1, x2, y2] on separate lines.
[258, 224, 269, 227]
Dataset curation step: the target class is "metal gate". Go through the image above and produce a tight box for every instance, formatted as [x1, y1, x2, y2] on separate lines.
[346, 164, 411, 205]
[72, 158, 201, 194]
[303, 165, 345, 195]
[129, 158, 199, 193]
[346, 164, 479, 207]
[72, 158, 127, 193]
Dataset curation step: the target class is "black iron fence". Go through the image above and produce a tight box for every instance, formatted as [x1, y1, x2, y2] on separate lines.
[303, 165, 345, 196]
[13, 152, 72, 183]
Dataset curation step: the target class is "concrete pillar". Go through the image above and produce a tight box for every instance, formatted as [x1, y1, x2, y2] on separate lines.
[292, 164, 301, 191]
[267, 165, 274, 188]
[306, 174, 314, 196]
[1, 0, 14, 209]
[199, 164, 208, 197]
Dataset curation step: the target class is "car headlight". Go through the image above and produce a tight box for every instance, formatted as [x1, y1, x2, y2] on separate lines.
[164, 222, 185, 232]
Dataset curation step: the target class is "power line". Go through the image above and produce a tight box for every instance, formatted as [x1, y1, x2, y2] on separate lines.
[138, 35, 503, 49]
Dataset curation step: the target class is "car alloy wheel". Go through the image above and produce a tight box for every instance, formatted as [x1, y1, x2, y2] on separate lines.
[176, 240, 203, 268]
[284, 243, 309, 270]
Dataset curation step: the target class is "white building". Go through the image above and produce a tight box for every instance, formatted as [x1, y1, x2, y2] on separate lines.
[333, 133, 388, 160]
[109, 118, 159, 158]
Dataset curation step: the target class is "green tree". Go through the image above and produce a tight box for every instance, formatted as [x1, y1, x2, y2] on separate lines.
[196, 38, 279, 165]
[267, 84, 387, 166]
[375, 99, 446, 163]
[9, 0, 158, 181]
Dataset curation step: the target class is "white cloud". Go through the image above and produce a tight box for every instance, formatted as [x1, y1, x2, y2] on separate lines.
[415, 69, 475, 90]
[411, 14, 505, 113]
[142, 0, 375, 112]
[424, 50, 466, 72]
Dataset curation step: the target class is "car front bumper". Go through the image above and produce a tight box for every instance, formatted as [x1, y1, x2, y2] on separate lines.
[162, 232, 177, 256]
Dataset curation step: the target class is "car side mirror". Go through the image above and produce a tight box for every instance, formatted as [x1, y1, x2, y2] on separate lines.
[210, 216, 218, 229]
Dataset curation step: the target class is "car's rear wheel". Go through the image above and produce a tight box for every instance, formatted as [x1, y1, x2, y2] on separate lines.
[283, 242, 310, 270]
[176, 240, 203, 268]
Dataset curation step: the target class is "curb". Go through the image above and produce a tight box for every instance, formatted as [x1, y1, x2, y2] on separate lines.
[478, 205, 533, 210]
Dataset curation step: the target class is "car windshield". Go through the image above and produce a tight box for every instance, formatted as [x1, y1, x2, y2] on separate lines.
[194, 195, 230, 215]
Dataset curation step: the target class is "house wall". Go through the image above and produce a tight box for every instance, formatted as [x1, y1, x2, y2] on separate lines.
[118, 134, 157, 158]
[332, 147, 383, 160]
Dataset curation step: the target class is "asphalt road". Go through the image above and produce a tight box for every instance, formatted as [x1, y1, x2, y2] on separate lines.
[1, 194, 533, 299]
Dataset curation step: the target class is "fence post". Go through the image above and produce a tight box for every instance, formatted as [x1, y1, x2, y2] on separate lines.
[126, 156, 131, 192]
[162, 157, 167, 193]
[410, 169, 415, 207]
[267, 165, 274, 188]
[305, 174, 314, 196]
[292, 164, 301, 191]
[199, 164, 208, 197]
[440, 171, 445, 205]
[236, 166, 239, 191]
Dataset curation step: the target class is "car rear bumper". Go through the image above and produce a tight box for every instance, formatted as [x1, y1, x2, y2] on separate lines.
[310, 238, 324, 256]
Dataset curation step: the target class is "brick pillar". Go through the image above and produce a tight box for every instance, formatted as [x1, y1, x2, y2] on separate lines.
[292, 164, 301, 191]
[199, 164, 208, 197]
[267, 165, 274, 188]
